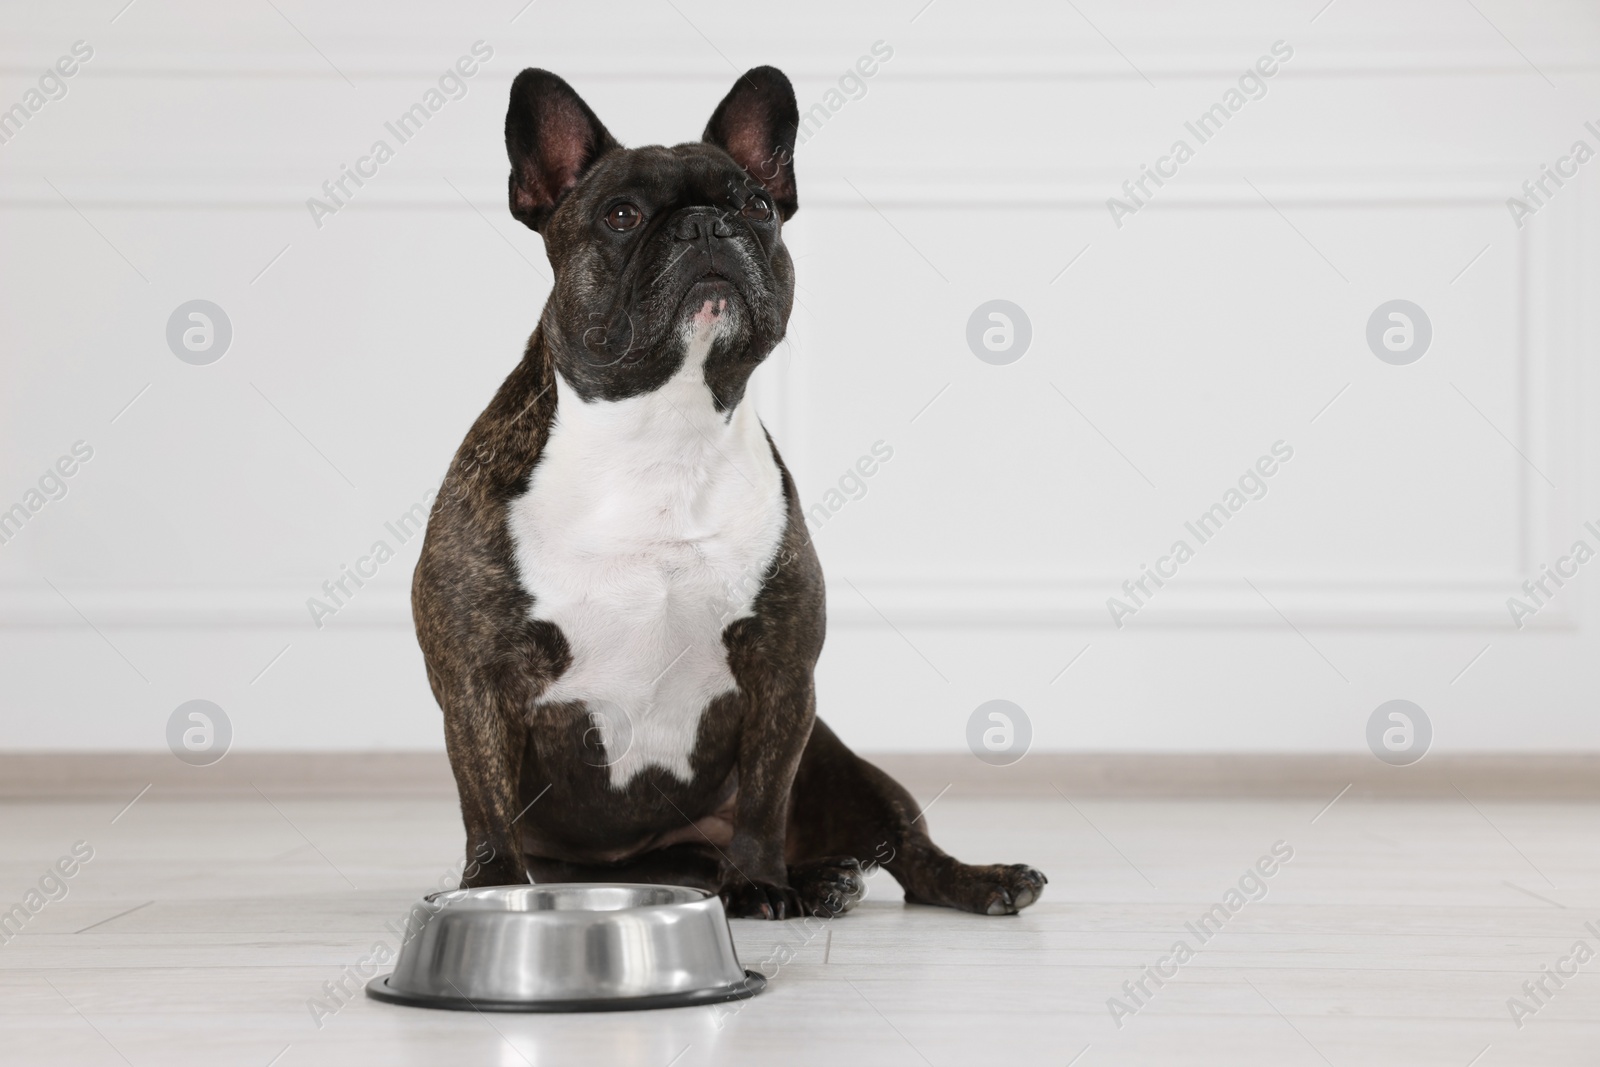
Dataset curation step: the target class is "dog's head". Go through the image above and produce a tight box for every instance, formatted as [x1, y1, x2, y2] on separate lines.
[506, 66, 798, 411]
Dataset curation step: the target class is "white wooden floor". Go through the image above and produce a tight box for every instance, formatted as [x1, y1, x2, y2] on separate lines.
[2, 789, 1597, 1066]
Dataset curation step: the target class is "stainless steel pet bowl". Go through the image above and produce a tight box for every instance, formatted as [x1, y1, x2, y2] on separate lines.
[366, 883, 765, 1012]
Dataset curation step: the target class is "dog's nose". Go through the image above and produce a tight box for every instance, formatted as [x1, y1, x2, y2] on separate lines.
[672, 212, 735, 242]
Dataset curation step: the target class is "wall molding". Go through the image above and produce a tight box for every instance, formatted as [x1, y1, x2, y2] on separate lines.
[0, 576, 1550, 630]
[3, 51, 1597, 82]
[0, 176, 1529, 211]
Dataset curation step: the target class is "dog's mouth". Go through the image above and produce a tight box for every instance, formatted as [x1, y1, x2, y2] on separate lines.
[693, 265, 738, 288]
[681, 268, 746, 317]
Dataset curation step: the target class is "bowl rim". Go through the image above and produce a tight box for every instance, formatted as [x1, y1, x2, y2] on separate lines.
[420, 882, 717, 914]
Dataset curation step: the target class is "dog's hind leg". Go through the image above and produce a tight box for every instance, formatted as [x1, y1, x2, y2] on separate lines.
[786, 719, 1047, 916]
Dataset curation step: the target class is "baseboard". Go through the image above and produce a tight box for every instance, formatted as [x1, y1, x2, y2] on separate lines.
[0, 752, 459, 802]
[3, 751, 1598, 802]
[866, 753, 1600, 801]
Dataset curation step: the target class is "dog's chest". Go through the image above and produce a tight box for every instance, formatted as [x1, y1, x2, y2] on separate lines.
[506, 359, 786, 789]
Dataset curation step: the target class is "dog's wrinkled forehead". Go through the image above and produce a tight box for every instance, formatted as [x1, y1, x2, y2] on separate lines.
[570, 144, 758, 217]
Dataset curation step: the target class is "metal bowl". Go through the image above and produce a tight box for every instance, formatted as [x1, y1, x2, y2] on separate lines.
[366, 883, 765, 1012]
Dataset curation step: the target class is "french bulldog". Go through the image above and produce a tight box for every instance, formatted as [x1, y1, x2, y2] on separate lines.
[412, 65, 1046, 918]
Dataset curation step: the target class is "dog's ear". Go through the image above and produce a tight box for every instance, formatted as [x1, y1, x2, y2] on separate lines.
[505, 69, 620, 233]
[703, 66, 799, 220]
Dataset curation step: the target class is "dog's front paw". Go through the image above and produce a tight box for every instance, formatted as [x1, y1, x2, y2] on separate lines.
[720, 877, 803, 920]
[459, 853, 530, 890]
[789, 856, 866, 917]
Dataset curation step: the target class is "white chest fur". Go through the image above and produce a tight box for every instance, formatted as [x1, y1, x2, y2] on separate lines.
[507, 339, 786, 790]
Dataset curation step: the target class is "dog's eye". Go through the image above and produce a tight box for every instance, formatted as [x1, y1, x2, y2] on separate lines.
[741, 195, 772, 221]
[605, 202, 643, 231]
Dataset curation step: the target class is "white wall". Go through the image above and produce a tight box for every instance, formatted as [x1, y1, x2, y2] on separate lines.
[2, 0, 1597, 753]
